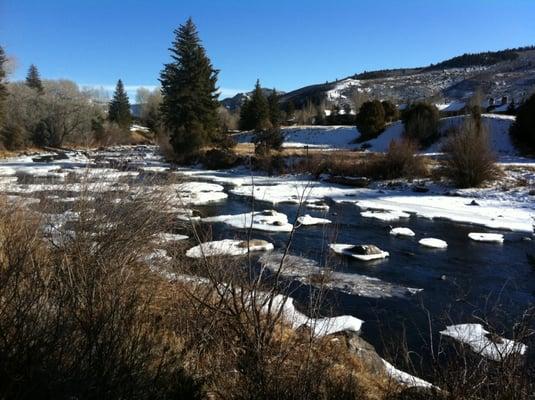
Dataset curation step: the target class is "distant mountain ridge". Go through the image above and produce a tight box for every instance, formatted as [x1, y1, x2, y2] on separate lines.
[221, 88, 284, 111]
[221, 45, 535, 110]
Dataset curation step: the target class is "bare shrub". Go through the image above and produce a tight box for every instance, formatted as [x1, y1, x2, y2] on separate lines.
[378, 139, 428, 180]
[0, 188, 202, 399]
[296, 146, 428, 181]
[441, 118, 501, 188]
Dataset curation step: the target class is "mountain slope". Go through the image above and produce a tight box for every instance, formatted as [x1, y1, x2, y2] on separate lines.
[223, 46, 535, 109]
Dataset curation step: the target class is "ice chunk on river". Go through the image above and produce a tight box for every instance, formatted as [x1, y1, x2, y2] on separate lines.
[389, 227, 415, 237]
[440, 323, 527, 361]
[468, 232, 504, 243]
[419, 238, 448, 249]
[260, 252, 421, 299]
[185, 239, 274, 258]
[203, 210, 294, 232]
[330, 244, 389, 261]
[297, 214, 331, 226]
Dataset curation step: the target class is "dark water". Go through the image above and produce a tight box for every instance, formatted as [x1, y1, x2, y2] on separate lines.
[196, 186, 535, 366]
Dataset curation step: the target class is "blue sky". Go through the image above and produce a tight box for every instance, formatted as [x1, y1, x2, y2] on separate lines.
[2, 0, 534, 99]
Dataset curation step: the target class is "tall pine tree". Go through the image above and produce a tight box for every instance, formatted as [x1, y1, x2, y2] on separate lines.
[0, 46, 8, 128]
[25, 64, 44, 93]
[239, 80, 270, 131]
[160, 18, 220, 157]
[267, 89, 280, 128]
[108, 79, 132, 129]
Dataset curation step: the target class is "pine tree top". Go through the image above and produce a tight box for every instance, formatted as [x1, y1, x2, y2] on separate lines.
[26, 64, 44, 93]
[108, 79, 132, 129]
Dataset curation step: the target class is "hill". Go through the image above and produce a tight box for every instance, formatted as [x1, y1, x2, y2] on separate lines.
[222, 46, 535, 110]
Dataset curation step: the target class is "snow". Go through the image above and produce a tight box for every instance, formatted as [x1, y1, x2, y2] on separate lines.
[351, 192, 534, 233]
[329, 244, 390, 261]
[305, 200, 330, 210]
[362, 115, 518, 157]
[168, 181, 228, 205]
[389, 227, 415, 237]
[382, 359, 436, 389]
[185, 239, 274, 258]
[267, 294, 364, 337]
[468, 232, 504, 243]
[201, 172, 534, 233]
[156, 232, 189, 243]
[297, 214, 331, 225]
[419, 238, 448, 249]
[440, 323, 527, 361]
[203, 210, 294, 232]
[361, 209, 410, 222]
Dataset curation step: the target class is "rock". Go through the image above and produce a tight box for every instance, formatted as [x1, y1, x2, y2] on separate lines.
[347, 244, 383, 256]
[468, 200, 480, 206]
[327, 175, 370, 188]
[412, 185, 429, 193]
[529, 189, 535, 196]
[335, 331, 385, 373]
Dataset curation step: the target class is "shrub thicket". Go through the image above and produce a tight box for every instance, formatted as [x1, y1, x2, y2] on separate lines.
[442, 117, 501, 187]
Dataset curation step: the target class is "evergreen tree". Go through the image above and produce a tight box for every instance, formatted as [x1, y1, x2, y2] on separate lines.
[159, 18, 220, 157]
[402, 102, 440, 146]
[249, 80, 270, 131]
[108, 79, 132, 129]
[0, 46, 8, 127]
[381, 100, 399, 122]
[510, 93, 535, 152]
[267, 89, 280, 128]
[286, 101, 295, 120]
[238, 80, 270, 131]
[25, 64, 44, 93]
[355, 100, 385, 141]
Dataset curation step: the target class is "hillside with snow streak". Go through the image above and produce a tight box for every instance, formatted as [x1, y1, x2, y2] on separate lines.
[235, 114, 519, 156]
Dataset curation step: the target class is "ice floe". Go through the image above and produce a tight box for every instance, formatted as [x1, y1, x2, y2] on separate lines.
[329, 244, 389, 261]
[203, 210, 294, 232]
[418, 238, 448, 249]
[440, 323, 527, 361]
[260, 252, 421, 299]
[297, 214, 331, 226]
[185, 239, 274, 258]
[389, 227, 415, 237]
[361, 210, 410, 222]
[468, 232, 504, 243]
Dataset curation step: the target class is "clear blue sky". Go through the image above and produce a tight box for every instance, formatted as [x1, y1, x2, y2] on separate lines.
[2, 0, 534, 99]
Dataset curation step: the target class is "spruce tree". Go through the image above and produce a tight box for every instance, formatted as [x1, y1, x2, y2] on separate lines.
[355, 100, 386, 141]
[25, 64, 44, 93]
[267, 89, 280, 128]
[108, 79, 132, 129]
[0, 46, 8, 127]
[510, 93, 535, 152]
[160, 18, 220, 157]
[249, 80, 270, 131]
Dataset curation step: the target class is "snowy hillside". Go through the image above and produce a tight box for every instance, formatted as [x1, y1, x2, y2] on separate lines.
[235, 114, 519, 156]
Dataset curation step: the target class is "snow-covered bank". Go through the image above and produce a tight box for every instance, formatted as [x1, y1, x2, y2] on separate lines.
[233, 114, 519, 157]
